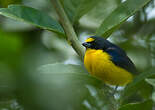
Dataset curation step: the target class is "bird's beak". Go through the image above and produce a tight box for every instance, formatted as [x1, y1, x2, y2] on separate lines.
[82, 42, 91, 48]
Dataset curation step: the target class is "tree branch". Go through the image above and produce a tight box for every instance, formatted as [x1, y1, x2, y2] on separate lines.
[50, 0, 85, 60]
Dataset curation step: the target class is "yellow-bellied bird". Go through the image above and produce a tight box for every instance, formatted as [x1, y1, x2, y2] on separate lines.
[82, 36, 137, 86]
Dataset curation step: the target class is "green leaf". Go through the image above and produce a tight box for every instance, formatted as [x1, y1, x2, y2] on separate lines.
[19, 63, 114, 110]
[119, 100, 153, 110]
[0, 5, 64, 35]
[79, 0, 118, 28]
[96, 0, 151, 38]
[121, 67, 155, 100]
[145, 79, 155, 87]
[61, 0, 101, 23]
[38, 63, 87, 74]
[138, 81, 153, 100]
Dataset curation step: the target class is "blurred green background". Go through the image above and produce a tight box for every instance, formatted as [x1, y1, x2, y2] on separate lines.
[0, 0, 155, 110]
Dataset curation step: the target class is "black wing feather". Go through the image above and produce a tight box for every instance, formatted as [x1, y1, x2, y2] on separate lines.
[105, 47, 137, 74]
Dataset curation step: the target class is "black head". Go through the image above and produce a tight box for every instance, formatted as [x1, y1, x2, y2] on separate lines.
[82, 36, 113, 50]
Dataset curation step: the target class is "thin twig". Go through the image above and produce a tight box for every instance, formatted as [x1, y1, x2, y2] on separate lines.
[50, 1, 118, 110]
[50, 0, 85, 60]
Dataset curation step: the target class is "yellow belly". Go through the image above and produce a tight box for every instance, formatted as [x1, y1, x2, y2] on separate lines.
[84, 49, 133, 86]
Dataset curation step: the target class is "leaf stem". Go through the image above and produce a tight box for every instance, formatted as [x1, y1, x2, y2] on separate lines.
[50, 0, 85, 60]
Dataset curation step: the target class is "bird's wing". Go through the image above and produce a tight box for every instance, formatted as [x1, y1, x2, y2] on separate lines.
[106, 48, 138, 74]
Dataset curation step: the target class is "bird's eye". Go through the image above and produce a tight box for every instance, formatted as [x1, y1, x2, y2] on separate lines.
[82, 42, 92, 48]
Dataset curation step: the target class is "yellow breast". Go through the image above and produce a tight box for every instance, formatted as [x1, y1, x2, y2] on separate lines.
[84, 49, 133, 86]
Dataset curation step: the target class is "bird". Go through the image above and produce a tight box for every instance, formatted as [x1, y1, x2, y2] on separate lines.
[82, 36, 137, 86]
